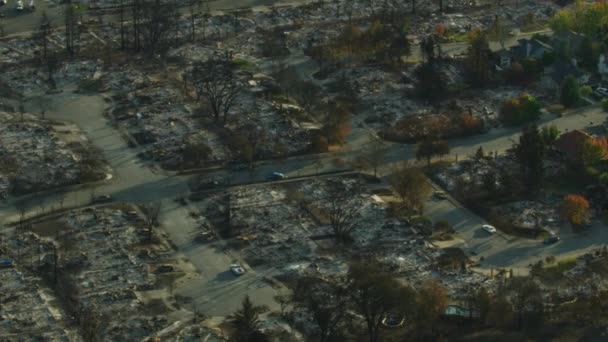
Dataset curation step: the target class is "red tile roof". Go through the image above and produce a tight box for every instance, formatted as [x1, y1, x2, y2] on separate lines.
[554, 130, 592, 162]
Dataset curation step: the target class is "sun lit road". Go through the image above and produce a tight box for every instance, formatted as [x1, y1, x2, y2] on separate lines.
[0, 89, 604, 318]
[0, 0, 308, 37]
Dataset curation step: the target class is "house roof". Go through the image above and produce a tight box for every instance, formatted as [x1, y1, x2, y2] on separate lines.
[510, 39, 552, 59]
[554, 129, 592, 161]
[547, 61, 584, 83]
[553, 30, 585, 52]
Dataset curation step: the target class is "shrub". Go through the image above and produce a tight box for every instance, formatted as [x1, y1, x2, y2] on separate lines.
[602, 98, 608, 112]
[499, 93, 542, 126]
[581, 85, 593, 97]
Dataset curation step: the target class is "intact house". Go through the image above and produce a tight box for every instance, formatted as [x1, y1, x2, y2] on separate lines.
[598, 54, 608, 81]
[553, 129, 604, 165]
[540, 59, 590, 94]
[495, 38, 552, 71]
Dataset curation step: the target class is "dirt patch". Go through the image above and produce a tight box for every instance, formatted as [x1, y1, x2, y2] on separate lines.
[30, 219, 64, 237]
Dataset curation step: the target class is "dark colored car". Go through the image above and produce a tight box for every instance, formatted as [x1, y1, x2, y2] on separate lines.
[544, 236, 560, 245]
[93, 195, 112, 204]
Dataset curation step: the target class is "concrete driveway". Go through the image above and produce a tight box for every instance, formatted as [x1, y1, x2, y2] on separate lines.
[159, 198, 281, 316]
[425, 188, 608, 271]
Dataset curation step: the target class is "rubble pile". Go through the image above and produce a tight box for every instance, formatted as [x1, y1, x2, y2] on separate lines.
[55, 206, 176, 339]
[111, 81, 229, 167]
[229, 97, 313, 155]
[229, 185, 317, 266]
[503, 199, 561, 230]
[0, 111, 102, 197]
[435, 157, 512, 192]
[0, 266, 78, 341]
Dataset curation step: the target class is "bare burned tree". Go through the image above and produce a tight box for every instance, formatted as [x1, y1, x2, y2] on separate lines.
[64, 4, 81, 57]
[325, 181, 364, 242]
[293, 276, 349, 342]
[141, 201, 162, 227]
[191, 57, 243, 123]
[141, 0, 176, 56]
[242, 123, 267, 167]
[36, 11, 52, 62]
[187, 0, 199, 41]
[128, 0, 176, 55]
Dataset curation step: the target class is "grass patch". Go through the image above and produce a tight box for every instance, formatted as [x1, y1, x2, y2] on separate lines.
[446, 32, 469, 43]
[536, 231, 552, 241]
[233, 58, 256, 71]
[270, 94, 296, 104]
[540, 258, 577, 282]
[411, 215, 432, 227]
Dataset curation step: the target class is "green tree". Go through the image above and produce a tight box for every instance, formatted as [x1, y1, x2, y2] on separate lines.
[499, 94, 542, 126]
[229, 295, 267, 342]
[560, 75, 581, 108]
[581, 137, 608, 167]
[415, 62, 447, 101]
[577, 37, 597, 68]
[540, 124, 560, 146]
[473, 146, 485, 161]
[515, 125, 545, 193]
[348, 262, 417, 342]
[603, 98, 608, 112]
[466, 29, 491, 86]
[581, 85, 593, 98]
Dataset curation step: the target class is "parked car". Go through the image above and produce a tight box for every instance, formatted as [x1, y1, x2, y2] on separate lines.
[0, 259, 15, 268]
[230, 163, 248, 171]
[93, 194, 112, 204]
[544, 236, 560, 245]
[155, 265, 174, 273]
[482, 224, 497, 234]
[230, 263, 246, 276]
[266, 172, 286, 180]
[434, 191, 448, 200]
[381, 313, 405, 328]
[126, 211, 138, 217]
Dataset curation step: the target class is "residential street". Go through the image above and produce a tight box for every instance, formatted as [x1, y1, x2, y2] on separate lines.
[0, 3, 606, 316]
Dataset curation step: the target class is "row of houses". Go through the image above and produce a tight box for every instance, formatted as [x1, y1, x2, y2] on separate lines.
[495, 30, 608, 91]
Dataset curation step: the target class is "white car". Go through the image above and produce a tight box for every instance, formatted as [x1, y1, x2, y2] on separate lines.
[482, 224, 497, 234]
[230, 264, 245, 276]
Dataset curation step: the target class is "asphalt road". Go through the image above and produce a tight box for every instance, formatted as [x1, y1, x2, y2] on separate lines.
[0, 2, 599, 314]
[0, 0, 305, 37]
[0, 78, 606, 317]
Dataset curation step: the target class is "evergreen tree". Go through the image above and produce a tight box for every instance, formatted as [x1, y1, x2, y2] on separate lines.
[515, 125, 545, 193]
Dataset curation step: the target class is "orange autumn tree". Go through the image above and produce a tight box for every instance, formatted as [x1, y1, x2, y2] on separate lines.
[322, 101, 352, 146]
[561, 194, 590, 225]
[436, 23, 446, 37]
[581, 136, 608, 166]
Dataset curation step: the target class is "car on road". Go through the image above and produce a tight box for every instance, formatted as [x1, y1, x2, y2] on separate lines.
[93, 195, 112, 204]
[230, 263, 246, 276]
[154, 264, 174, 273]
[596, 87, 608, 98]
[230, 163, 248, 171]
[434, 191, 448, 200]
[266, 172, 286, 180]
[482, 224, 497, 234]
[544, 236, 560, 245]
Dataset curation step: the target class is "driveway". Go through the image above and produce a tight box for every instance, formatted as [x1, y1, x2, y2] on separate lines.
[425, 186, 608, 271]
[160, 198, 281, 316]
